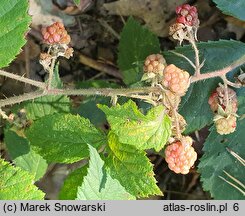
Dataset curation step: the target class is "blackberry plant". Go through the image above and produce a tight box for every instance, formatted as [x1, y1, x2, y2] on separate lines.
[0, 0, 244, 200]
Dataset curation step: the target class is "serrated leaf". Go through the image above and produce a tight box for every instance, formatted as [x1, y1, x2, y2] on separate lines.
[99, 100, 171, 151]
[118, 17, 160, 85]
[105, 133, 162, 197]
[59, 165, 88, 200]
[4, 130, 48, 181]
[75, 80, 121, 127]
[0, 0, 31, 68]
[213, 0, 245, 21]
[26, 114, 107, 163]
[23, 65, 70, 121]
[198, 119, 245, 199]
[23, 95, 70, 121]
[76, 145, 135, 200]
[164, 40, 245, 133]
[180, 80, 219, 134]
[0, 158, 45, 200]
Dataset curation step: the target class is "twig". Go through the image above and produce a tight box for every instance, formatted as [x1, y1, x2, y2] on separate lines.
[98, 19, 120, 40]
[191, 55, 245, 83]
[0, 90, 46, 108]
[24, 43, 31, 91]
[164, 91, 181, 139]
[0, 87, 161, 109]
[0, 109, 9, 119]
[170, 51, 196, 69]
[0, 70, 45, 89]
[222, 76, 241, 88]
[187, 32, 201, 76]
[79, 53, 122, 79]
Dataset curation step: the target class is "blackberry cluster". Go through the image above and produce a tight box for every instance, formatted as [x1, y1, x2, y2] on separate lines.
[176, 4, 199, 27]
[162, 64, 190, 96]
[41, 22, 71, 45]
[165, 136, 197, 174]
[143, 54, 166, 74]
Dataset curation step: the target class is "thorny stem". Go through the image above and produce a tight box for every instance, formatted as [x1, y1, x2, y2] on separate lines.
[172, 109, 181, 139]
[191, 55, 245, 83]
[0, 70, 45, 89]
[187, 32, 200, 76]
[0, 109, 9, 119]
[0, 38, 244, 118]
[0, 90, 46, 108]
[222, 76, 241, 88]
[0, 87, 161, 110]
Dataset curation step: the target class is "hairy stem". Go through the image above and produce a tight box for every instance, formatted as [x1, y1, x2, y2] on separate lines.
[0, 70, 45, 89]
[0, 87, 161, 109]
[0, 90, 46, 108]
[164, 92, 181, 139]
[191, 55, 245, 83]
[170, 51, 196, 69]
[187, 33, 200, 76]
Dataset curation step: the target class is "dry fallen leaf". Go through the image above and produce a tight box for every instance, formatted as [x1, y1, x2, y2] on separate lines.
[103, 0, 187, 37]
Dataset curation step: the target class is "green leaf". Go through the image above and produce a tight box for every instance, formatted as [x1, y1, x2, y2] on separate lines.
[237, 88, 245, 116]
[23, 95, 70, 121]
[198, 119, 245, 199]
[213, 0, 245, 21]
[180, 80, 219, 134]
[76, 145, 135, 200]
[75, 80, 121, 127]
[0, 158, 45, 200]
[26, 114, 107, 163]
[73, 0, 80, 5]
[50, 63, 63, 88]
[23, 65, 70, 121]
[105, 133, 162, 197]
[4, 130, 48, 181]
[164, 40, 245, 133]
[118, 17, 160, 85]
[98, 100, 171, 151]
[0, 0, 31, 68]
[59, 166, 88, 200]
[10, 65, 70, 121]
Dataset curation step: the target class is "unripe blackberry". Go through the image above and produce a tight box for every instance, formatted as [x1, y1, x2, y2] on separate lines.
[41, 22, 71, 45]
[165, 136, 197, 174]
[215, 115, 237, 135]
[208, 86, 238, 114]
[143, 54, 166, 74]
[176, 4, 199, 27]
[162, 64, 190, 96]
